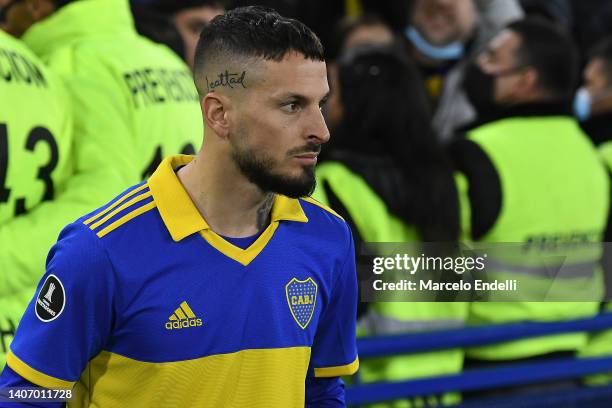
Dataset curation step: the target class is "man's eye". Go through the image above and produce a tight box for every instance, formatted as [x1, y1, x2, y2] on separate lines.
[281, 102, 300, 113]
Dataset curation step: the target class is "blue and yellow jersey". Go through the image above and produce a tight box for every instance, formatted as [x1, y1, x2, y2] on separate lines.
[4, 155, 359, 407]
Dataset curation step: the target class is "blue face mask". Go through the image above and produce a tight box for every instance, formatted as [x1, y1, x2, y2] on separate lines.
[573, 87, 592, 122]
[405, 26, 465, 61]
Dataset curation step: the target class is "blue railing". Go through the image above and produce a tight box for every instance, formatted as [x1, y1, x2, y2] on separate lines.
[347, 313, 612, 406]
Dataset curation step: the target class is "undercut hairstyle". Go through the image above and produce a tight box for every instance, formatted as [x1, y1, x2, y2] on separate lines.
[508, 18, 579, 100]
[193, 6, 324, 96]
[589, 36, 612, 84]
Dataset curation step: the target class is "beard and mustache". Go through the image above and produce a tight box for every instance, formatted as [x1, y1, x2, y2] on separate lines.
[230, 137, 320, 199]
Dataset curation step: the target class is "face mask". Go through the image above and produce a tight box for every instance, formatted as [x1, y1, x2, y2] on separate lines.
[573, 87, 592, 122]
[463, 63, 530, 119]
[405, 26, 464, 61]
[463, 63, 496, 118]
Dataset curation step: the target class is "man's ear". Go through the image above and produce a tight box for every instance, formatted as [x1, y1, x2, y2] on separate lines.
[24, 0, 56, 21]
[202, 93, 231, 139]
[520, 67, 540, 96]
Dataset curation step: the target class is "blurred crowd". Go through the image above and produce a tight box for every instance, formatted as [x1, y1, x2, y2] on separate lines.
[2, 0, 612, 406]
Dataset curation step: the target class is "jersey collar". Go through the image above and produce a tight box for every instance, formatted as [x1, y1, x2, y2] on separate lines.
[148, 155, 308, 242]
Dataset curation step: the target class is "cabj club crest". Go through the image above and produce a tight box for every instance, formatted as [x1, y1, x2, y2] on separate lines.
[285, 277, 318, 329]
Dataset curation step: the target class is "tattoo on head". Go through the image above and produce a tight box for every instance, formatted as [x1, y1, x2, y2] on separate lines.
[256, 194, 275, 231]
[206, 70, 247, 93]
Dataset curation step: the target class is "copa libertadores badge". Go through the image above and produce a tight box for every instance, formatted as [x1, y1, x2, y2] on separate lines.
[285, 277, 317, 329]
[35, 274, 66, 322]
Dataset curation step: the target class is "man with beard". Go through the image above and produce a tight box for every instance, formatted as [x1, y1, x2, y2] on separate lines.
[452, 18, 609, 398]
[0, 7, 358, 407]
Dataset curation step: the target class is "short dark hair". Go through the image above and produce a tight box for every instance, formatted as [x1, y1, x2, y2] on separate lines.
[193, 6, 324, 95]
[589, 36, 612, 84]
[507, 18, 579, 99]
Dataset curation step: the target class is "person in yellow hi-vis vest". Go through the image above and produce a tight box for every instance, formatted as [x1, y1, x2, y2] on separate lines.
[0, 28, 73, 370]
[573, 35, 612, 386]
[452, 19, 609, 399]
[314, 45, 468, 407]
[0, 0, 202, 368]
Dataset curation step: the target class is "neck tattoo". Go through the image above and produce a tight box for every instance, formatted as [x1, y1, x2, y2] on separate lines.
[256, 194, 275, 231]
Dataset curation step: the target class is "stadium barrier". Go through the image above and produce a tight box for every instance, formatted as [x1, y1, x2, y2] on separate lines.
[347, 312, 612, 406]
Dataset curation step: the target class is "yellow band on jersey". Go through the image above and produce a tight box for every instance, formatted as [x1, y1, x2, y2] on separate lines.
[314, 356, 360, 377]
[7, 350, 74, 389]
[71, 347, 311, 408]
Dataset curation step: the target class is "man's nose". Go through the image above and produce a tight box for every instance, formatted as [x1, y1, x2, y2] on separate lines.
[308, 107, 330, 144]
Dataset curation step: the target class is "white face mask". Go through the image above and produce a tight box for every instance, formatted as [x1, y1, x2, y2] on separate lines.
[573, 86, 612, 121]
[405, 26, 465, 61]
[573, 87, 592, 122]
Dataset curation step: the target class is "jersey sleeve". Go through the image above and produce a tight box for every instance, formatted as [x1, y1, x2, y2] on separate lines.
[309, 224, 359, 377]
[0, 365, 64, 408]
[5, 221, 115, 389]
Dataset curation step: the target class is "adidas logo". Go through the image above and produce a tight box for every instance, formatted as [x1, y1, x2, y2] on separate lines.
[165, 301, 203, 330]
